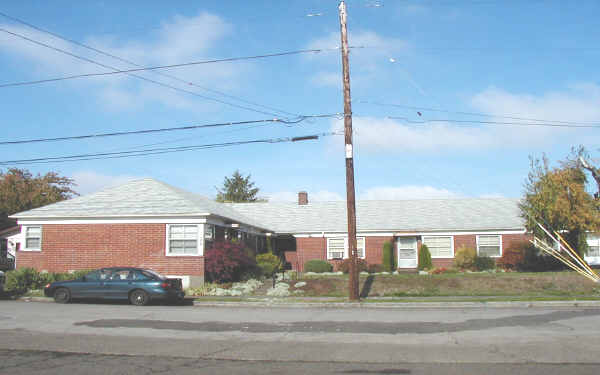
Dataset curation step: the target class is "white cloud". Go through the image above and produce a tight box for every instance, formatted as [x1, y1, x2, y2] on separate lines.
[471, 84, 600, 125]
[479, 193, 505, 199]
[0, 12, 245, 112]
[306, 30, 409, 88]
[360, 186, 462, 200]
[331, 116, 492, 152]
[266, 186, 464, 202]
[310, 71, 341, 88]
[266, 190, 344, 202]
[326, 84, 600, 153]
[72, 171, 140, 195]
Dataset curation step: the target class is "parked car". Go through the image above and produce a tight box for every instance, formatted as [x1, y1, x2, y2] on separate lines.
[44, 267, 184, 306]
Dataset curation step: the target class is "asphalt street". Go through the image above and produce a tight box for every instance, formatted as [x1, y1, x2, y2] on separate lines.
[1, 300, 599, 374]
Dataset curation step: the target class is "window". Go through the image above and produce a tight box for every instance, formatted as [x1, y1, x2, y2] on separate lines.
[24, 226, 42, 251]
[327, 238, 345, 259]
[422, 236, 453, 258]
[587, 235, 600, 257]
[477, 235, 502, 257]
[327, 237, 366, 259]
[167, 225, 200, 256]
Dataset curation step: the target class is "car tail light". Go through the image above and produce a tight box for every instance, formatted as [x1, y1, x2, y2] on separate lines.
[45, 283, 51, 289]
[161, 282, 169, 289]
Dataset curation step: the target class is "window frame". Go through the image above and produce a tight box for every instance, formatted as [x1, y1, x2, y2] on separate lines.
[476, 234, 503, 258]
[326, 237, 366, 260]
[421, 235, 454, 258]
[165, 224, 203, 257]
[586, 234, 600, 258]
[22, 225, 42, 252]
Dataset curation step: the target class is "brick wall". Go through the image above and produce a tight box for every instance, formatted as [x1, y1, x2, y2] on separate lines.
[16, 224, 204, 278]
[430, 233, 530, 269]
[296, 237, 326, 271]
[295, 236, 393, 271]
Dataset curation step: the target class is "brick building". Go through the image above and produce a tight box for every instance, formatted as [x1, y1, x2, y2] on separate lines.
[11, 178, 533, 286]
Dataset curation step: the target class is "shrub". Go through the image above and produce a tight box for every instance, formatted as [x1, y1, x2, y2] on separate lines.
[430, 267, 459, 275]
[498, 244, 526, 270]
[338, 258, 368, 274]
[453, 246, 477, 270]
[367, 263, 385, 273]
[256, 253, 281, 278]
[430, 267, 447, 275]
[205, 240, 257, 283]
[418, 244, 433, 270]
[520, 244, 565, 272]
[304, 260, 333, 273]
[4, 268, 41, 292]
[382, 241, 395, 272]
[474, 256, 496, 271]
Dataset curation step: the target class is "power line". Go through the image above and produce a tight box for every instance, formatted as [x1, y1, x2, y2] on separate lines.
[385, 116, 600, 128]
[0, 114, 340, 145]
[0, 11, 301, 117]
[0, 131, 343, 165]
[358, 100, 600, 126]
[0, 26, 286, 117]
[0, 48, 332, 88]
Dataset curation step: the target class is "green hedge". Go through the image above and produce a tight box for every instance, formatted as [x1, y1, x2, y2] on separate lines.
[474, 256, 496, 271]
[382, 241, 395, 272]
[304, 260, 333, 273]
[4, 268, 90, 293]
[418, 244, 433, 270]
[256, 253, 281, 277]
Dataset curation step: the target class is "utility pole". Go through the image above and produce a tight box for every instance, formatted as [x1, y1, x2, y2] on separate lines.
[338, 0, 359, 301]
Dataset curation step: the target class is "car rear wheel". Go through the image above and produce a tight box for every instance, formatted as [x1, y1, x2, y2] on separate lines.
[129, 289, 149, 306]
[54, 288, 71, 304]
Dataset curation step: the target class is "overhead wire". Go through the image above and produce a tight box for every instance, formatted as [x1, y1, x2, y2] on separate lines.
[0, 131, 344, 165]
[385, 116, 600, 128]
[0, 11, 301, 117]
[358, 100, 600, 126]
[0, 47, 331, 89]
[0, 26, 298, 117]
[0, 113, 342, 145]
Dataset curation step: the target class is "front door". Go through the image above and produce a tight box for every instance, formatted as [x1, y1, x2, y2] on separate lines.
[397, 237, 418, 269]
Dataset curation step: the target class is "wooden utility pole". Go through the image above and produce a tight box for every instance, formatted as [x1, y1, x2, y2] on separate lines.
[338, 0, 359, 301]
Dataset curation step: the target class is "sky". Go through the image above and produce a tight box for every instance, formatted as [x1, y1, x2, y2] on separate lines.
[1, 0, 599, 202]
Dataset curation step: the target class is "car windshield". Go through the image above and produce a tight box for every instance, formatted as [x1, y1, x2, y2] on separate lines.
[143, 269, 167, 280]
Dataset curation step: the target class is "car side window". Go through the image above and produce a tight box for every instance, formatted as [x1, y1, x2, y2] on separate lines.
[132, 271, 152, 281]
[111, 270, 130, 280]
[99, 269, 113, 280]
[85, 270, 101, 281]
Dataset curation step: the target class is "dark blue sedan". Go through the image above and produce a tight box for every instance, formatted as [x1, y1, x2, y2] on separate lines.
[44, 267, 185, 306]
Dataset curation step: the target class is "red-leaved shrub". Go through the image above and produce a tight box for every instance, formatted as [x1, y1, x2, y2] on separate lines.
[205, 240, 257, 283]
[497, 241, 527, 270]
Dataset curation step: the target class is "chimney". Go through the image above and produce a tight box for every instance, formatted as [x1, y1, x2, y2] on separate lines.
[298, 191, 308, 205]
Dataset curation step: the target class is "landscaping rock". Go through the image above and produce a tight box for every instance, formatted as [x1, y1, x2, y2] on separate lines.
[419, 271, 429, 275]
[266, 282, 291, 297]
[294, 281, 307, 288]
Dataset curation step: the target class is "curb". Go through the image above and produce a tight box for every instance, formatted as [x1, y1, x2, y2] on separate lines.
[12, 296, 600, 309]
[191, 299, 600, 309]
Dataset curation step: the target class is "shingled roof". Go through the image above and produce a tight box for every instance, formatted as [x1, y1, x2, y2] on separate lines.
[12, 178, 525, 234]
[11, 178, 266, 230]
[228, 198, 524, 234]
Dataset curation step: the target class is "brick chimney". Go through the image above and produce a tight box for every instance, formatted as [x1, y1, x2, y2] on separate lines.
[298, 191, 308, 205]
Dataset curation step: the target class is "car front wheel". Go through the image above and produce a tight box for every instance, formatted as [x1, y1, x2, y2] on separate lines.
[129, 290, 149, 306]
[54, 288, 71, 304]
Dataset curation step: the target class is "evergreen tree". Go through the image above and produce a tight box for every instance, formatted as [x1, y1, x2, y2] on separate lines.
[215, 170, 263, 202]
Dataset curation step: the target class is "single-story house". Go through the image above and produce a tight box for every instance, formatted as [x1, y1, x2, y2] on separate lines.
[8, 178, 542, 287]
